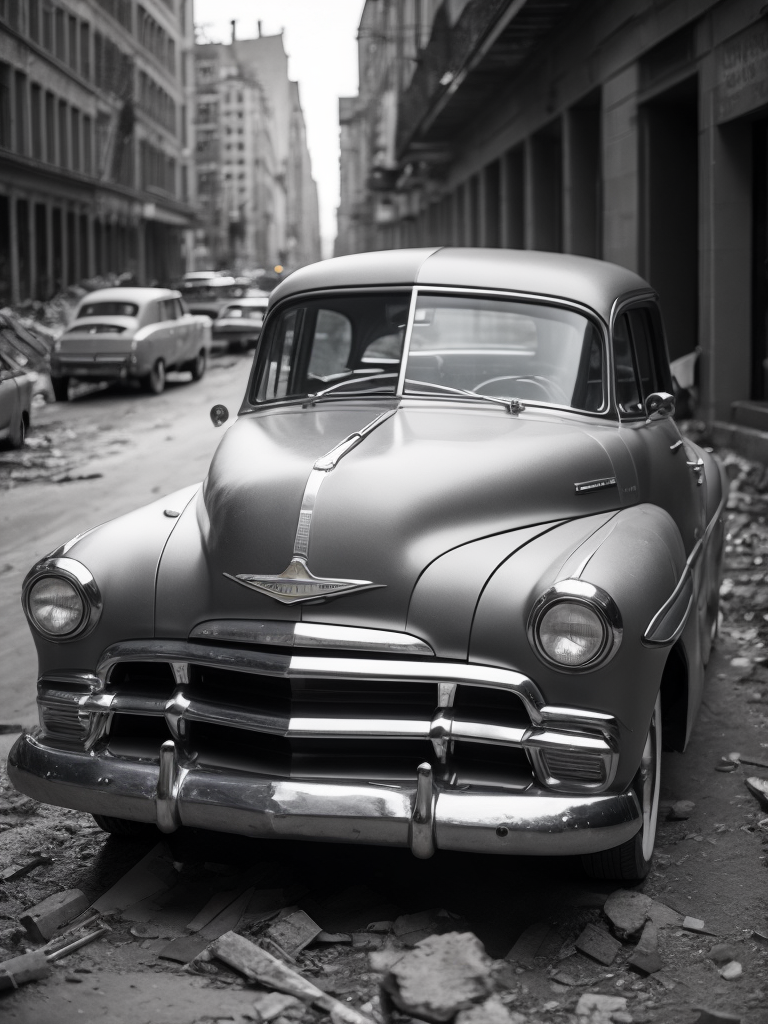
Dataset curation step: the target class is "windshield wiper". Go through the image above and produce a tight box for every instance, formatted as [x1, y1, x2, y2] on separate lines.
[306, 373, 399, 404]
[404, 379, 524, 415]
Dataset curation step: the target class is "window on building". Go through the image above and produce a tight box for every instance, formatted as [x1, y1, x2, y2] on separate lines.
[58, 99, 67, 167]
[0, 63, 10, 149]
[45, 90, 54, 162]
[42, 1, 52, 50]
[54, 7, 65, 60]
[181, 103, 186, 147]
[80, 22, 90, 79]
[181, 164, 188, 202]
[68, 14, 77, 69]
[0, 0, 21, 31]
[30, 84, 42, 159]
[14, 71, 27, 155]
[82, 114, 92, 174]
[29, 1, 40, 42]
[70, 107, 80, 171]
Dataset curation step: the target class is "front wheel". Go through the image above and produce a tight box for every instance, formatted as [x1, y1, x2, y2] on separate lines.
[190, 349, 207, 381]
[581, 695, 661, 881]
[141, 359, 166, 395]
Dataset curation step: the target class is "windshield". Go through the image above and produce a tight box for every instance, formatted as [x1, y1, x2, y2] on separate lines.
[252, 291, 604, 412]
[183, 284, 246, 301]
[78, 301, 138, 318]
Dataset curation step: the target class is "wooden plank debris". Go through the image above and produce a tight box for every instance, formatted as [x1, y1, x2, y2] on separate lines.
[263, 909, 322, 957]
[158, 887, 254, 964]
[212, 930, 374, 1023]
[90, 843, 177, 914]
[0, 856, 53, 882]
[0, 951, 50, 991]
[20, 889, 89, 942]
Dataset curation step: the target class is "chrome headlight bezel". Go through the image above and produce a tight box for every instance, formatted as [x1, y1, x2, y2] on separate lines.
[22, 557, 102, 642]
[527, 579, 622, 672]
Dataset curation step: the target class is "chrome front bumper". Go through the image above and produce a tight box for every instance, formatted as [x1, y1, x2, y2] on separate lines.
[8, 731, 641, 857]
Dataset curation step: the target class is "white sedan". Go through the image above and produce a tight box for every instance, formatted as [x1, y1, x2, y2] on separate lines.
[50, 288, 212, 400]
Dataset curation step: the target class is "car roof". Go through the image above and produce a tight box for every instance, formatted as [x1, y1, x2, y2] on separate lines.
[78, 288, 180, 306]
[269, 248, 652, 323]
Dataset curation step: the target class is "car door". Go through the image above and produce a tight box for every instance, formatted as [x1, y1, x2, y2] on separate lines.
[173, 298, 195, 363]
[614, 303, 706, 556]
[0, 352, 20, 441]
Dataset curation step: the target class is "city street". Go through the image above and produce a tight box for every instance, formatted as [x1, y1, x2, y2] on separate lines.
[1, 372, 768, 1022]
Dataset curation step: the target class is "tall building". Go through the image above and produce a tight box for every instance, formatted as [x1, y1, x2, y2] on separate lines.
[336, 0, 768, 436]
[193, 30, 321, 274]
[0, 0, 196, 305]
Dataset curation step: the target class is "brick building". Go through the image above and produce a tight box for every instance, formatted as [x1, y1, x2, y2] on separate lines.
[337, 0, 768, 429]
[0, 0, 196, 305]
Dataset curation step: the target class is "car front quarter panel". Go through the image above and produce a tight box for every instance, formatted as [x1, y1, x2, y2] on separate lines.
[26, 485, 199, 678]
[470, 504, 687, 790]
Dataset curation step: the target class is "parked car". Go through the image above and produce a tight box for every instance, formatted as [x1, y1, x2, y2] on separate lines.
[212, 296, 269, 352]
[50, 288, 212, 399]
[10, 248, 726, 881]
[0, 347, 33, 448]
[180, 278, 249, 319]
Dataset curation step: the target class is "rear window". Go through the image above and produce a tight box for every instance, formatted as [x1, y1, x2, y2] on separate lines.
[79, 301, 138, 318]
[66, 324, 126, 335]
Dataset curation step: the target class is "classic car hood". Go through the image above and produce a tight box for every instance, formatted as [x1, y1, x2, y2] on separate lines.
[155, 402, 636, 635]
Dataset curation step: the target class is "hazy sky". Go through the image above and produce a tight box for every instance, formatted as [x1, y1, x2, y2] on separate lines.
[194, 0, 366, 258]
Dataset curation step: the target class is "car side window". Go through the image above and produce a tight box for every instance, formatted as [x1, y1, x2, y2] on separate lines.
[307, 310, 353, 379]
[262, 308, 299, 400]
[613, 314, 642, 415]
[143, 303, 159, 326]
[626, 308, 661, 400]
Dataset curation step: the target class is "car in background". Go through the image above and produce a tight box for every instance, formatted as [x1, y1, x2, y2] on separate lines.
[180, 278, 249, 319]
[0, 347, 33, 448]
[50, 288, 212, 400]
[211, 296, 269, 352]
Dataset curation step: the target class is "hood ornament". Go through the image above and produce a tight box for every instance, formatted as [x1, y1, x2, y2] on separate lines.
[224, 558, 382, 605]
[224, 409, 396, 606]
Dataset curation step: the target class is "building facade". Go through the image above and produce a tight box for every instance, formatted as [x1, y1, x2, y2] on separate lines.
[0, 0, 196, 306]
[337, 0, 768, 426]
[193, 30, 320, 274]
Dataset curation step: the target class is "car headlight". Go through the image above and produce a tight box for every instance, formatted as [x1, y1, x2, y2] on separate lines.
[528, 580, 622, 671]
[23, 557, 102, 642]
[28, 577, 84, 636]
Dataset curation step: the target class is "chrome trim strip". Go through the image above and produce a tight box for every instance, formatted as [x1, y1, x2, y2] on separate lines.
[643, 473, 728, 646]
[396, 285, 420, 396]
[410, 763, 435, 859]
[9, 732, 642, 857]
[188, 619, 434, 656]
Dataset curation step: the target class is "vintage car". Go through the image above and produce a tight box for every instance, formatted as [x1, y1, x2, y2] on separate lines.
[0, 347, 33, 448]
[211, 296, 270, 352]
[10, 248, 726, 881]
[181, 277, 249, 320]
[50, 288, 212, 399]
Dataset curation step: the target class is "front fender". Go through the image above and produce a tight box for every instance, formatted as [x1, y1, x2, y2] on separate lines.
[26, 485, 199, 678]
[470, 504, 687, 790]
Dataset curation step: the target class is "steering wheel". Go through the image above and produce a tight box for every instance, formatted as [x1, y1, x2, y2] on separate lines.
[473, 374, 569, 404]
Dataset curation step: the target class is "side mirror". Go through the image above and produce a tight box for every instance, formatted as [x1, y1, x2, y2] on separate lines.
[645, 391, 675, 422]
[210, 404, 229, 428]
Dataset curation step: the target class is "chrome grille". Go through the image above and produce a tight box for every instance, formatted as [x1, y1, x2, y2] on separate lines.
[539, 749, 607, 784]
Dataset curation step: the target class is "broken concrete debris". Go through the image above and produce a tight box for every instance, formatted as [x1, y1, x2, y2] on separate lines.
[263, 908, 322, 958]
[744, 775, 768, 810]
[628, 919, 662, 976]
[0, 950, 51, 991]
[20, 888, 89, 942]
[719, 960, 743, 980]
[377, 931, 493, 1023]
[454, 995, 526, 1023]
[603, 889, 680, 940]
[575, 992, 628, 1023]
[251, 990, 304, 1022]
[667, 799, 696, 820]
[708, 943, 738, 965]
[392, 907, 463, 947]
[574, 923, 622, 966]
[683, 916, 717, 935]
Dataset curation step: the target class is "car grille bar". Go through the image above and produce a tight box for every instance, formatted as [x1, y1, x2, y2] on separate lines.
[36, 639, 620, 793]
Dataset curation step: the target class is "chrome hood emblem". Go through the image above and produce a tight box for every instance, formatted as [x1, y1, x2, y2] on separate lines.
[224, 410, 395, 606]
[224, 558, 381, 605]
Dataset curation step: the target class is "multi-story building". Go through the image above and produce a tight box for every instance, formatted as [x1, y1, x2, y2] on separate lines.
[337, 0, 768, 436]
[193, 30, 320, 274]
[0, 0, 195, 306]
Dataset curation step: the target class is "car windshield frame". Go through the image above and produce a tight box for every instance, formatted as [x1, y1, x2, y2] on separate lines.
[246, 286, 613, 417]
